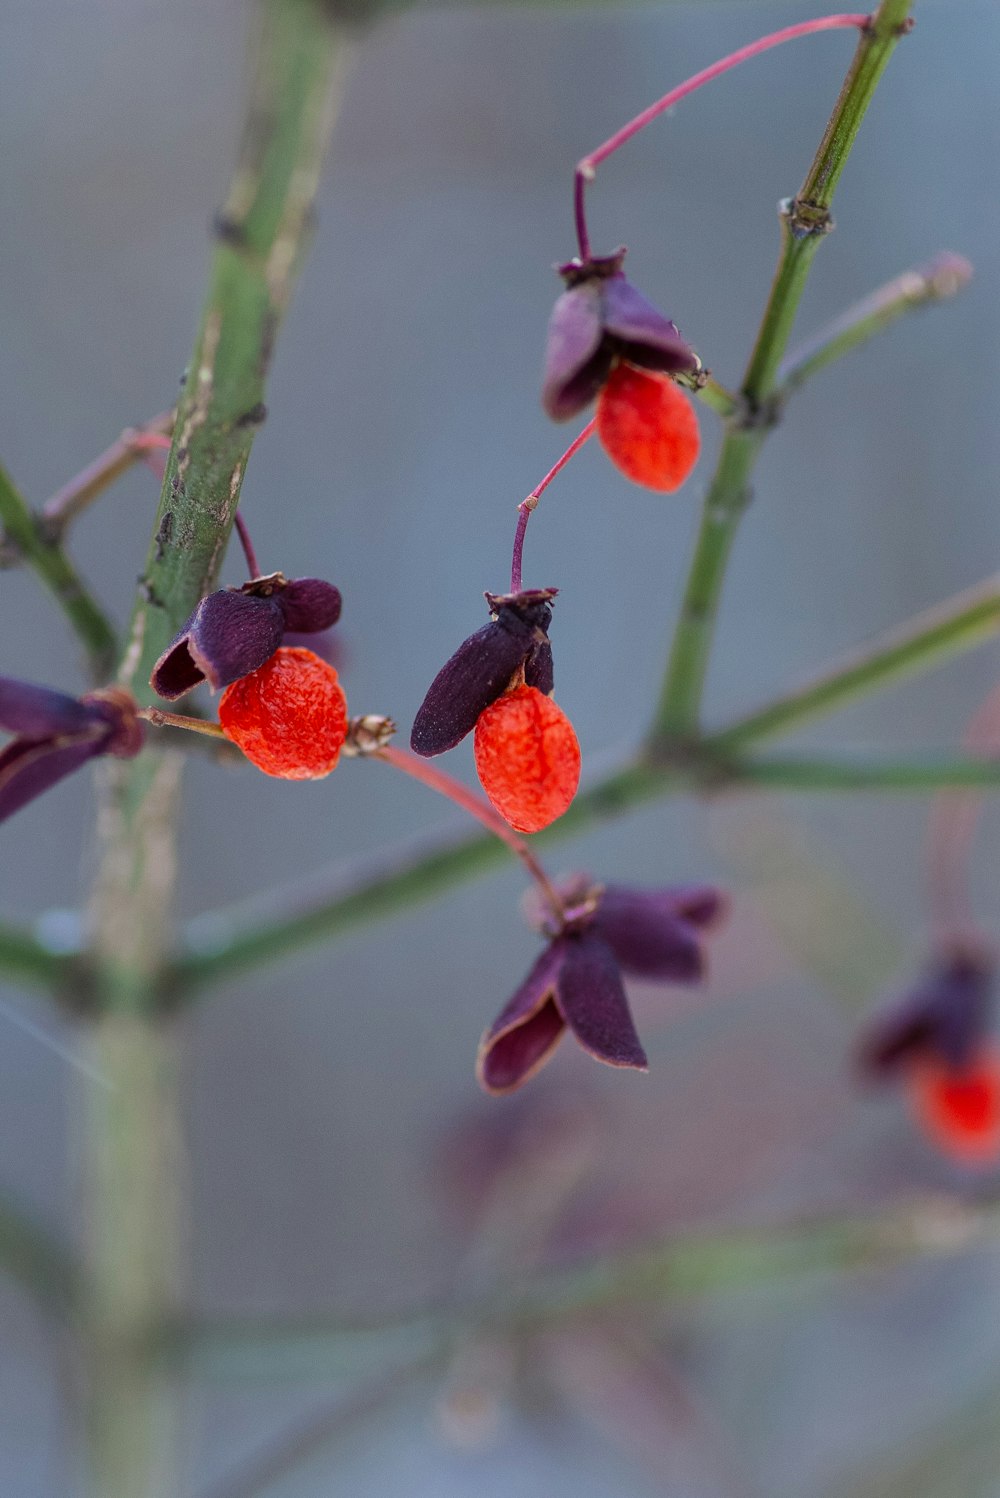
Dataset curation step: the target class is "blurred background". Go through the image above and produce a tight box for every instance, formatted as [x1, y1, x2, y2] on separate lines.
[1, 0, 999, 1493]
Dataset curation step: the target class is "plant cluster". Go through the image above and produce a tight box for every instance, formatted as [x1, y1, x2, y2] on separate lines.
[1, 2, 999, 1487]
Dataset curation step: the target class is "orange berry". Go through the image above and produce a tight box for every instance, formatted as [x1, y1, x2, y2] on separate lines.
[596, 363, 700, 492]
[908, 1045, 1000, 1165]
[218, 646, 347, 780]
[474, 684, 580, 834]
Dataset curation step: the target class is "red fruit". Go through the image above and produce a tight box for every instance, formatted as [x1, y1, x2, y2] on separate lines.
[596, 363, 700, 492]
[908, 1045, 1000, 1165]
[474, 684, 580, 834]
[218, 646, 347, 780]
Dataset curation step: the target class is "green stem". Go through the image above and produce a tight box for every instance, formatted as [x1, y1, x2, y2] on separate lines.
[172, 638, 998, 996]
[653, 0, 914, 744]
[676, 370, 741, 420]
[710, 754, 1000, 791]
[181, 1194, 995, 1383]
[652, 428, 761, 743]
[776, 251, 973, 397]
[81, 1017, 184, 1495]
[171, 760, 671, 996]
[711, 574, 1000, 751]
[0, 464, 117, 681]
[0, 918, 75, 993]
[79, 5, 352, 1495]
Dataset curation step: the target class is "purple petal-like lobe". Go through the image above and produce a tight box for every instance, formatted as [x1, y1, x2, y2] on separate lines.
[859, 949, 994, 1076]
[556, 932, 648, 1071]
[276, 578, 342, 633]
[594, 884, 727, 982]
[151, 590, 285, 700]
[542, 282, 609, 421]
[0, 677, 95, 738]
[477, 942, 568, 1094]
[0, 736, 103, 824]
[600, 275, 699, 376]
[410, 623, 532, 757]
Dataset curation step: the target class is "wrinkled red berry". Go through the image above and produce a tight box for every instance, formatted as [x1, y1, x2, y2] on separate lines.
[596, 363, 700, 492]
[473, 684, 580, 834]
[908, 1045, 1000, 1164]
[218, 646, 347, 780]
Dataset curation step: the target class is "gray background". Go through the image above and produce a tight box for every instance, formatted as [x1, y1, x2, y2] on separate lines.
[1, 0, 999, 1493]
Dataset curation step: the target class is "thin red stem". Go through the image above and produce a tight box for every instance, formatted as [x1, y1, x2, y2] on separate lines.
[233, 511, 262, 580]
[39, 411, 174, 540]
[376, 745, 565, 919]
[573, 13, 868, 260]
[926, 685, 1000, 947]
[511, 420, 596, 594]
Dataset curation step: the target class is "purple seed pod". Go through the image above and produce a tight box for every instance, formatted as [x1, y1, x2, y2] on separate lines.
[150, 572, 342, 701]
[477, 931, 647, 1095]
[857, 944, 995, 1077]
[542, 249, 699, 422]
[0, 679, 144, 825]
[410, 588, 557, 758]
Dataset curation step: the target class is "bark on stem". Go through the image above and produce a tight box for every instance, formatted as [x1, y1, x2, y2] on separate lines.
[80, 5, 352, 1494]
[653, 0, 915, 745]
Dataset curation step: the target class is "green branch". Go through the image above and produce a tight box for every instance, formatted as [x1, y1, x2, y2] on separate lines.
[710, 754, 1000, 792]
[653, 0, 915, 745]
[711, 573, 1000, 751]
[0, 919, 75, 994]
[80, 6, 353, 1496]
[776, 251, 973, 397]
[0, 464, 117, 681]
[179, 1194, 997, 1383]
[172, 564, 998, 994]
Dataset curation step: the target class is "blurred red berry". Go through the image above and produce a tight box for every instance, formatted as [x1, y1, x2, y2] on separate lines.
[596, 363, 700, 492]
[473, 684, 580, 834]
[218, 646, 347, 780]
[908, 1044, 1000, 1165]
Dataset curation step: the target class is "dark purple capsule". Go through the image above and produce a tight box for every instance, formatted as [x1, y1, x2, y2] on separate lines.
[0, 680, 144, 825]
[150, 572, 342, 701]
[410, 588, 556, 758]
[542, 249, 699, 423]
[858, 945, 995, 1077]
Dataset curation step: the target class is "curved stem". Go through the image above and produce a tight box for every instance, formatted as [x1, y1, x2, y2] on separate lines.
[709, 575, 1000, 752]
[375, 745, 565, 920]
[39, 412, 175, 542]
[653, 0, 915, 743]
[574, 13, 868, 259]
[776, 252, 973, 397]
[0, 464, 117, 682]
[233, 511, 262, 580]
[511, 420, 595, 594]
